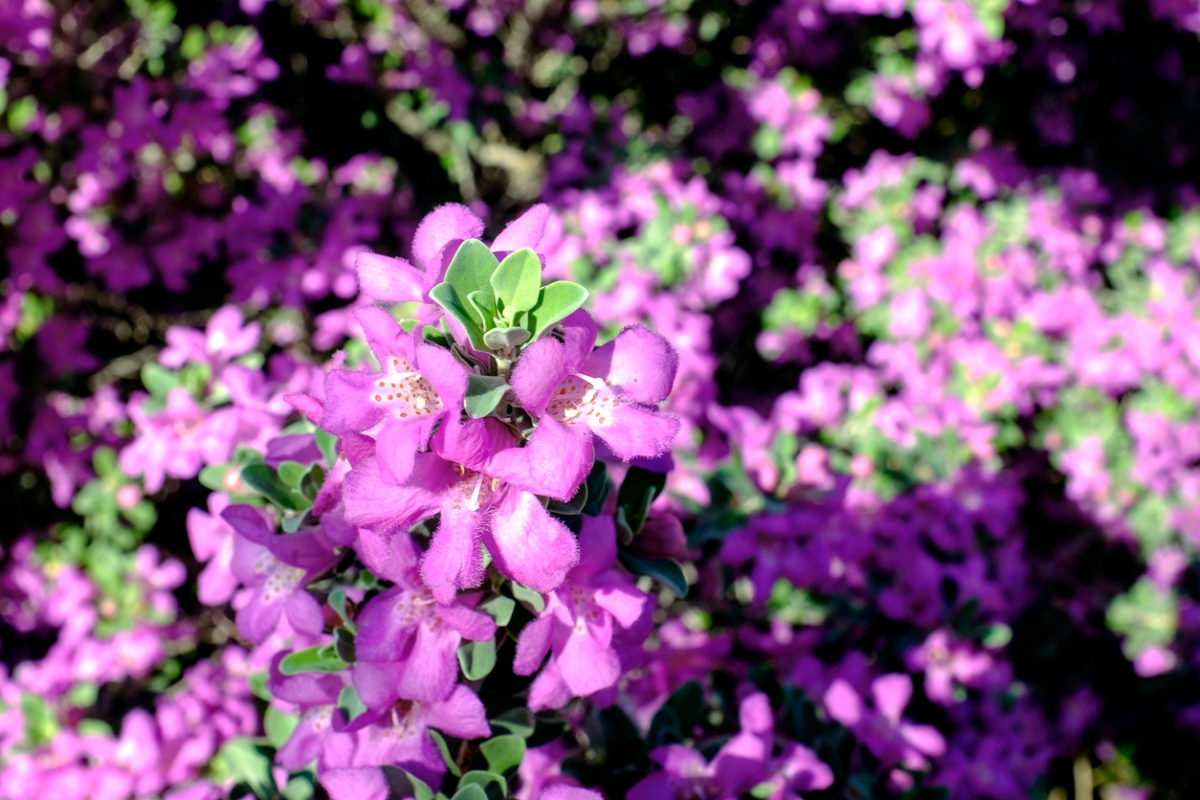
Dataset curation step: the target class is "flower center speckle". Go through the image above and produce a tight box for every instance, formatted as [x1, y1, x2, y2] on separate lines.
[545, 374, 620, 427]
[369, 355, 442, 418]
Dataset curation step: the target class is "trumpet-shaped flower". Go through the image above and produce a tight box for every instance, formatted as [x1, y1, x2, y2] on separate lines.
[159, 305, 261, 371]
[504, 310, 679, 494]
[273, 661, 489, 788]
[320, 307, 468, 486]
[628, 693, 832, 800]
[221, 504, 341, 644]
[342, 417, 579, 600]
[513, 516, 651, 710]
[355, 203, 550, 305]
[350, 533, 496, 708]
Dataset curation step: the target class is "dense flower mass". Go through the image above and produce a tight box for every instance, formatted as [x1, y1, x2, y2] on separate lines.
[6, 0, 1200, 797]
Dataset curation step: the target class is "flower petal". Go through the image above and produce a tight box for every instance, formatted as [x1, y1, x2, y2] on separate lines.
[510, 337, 571, 414]
[284, 589, 326, 636]
[485, 490, 578, 593]
[558, 621, 620, 697]
[416, 342, 469, 408]
[320, 767, 390, 800]
[357, 252, 425, 303]
[487, 417, 591, 502]
[432, 416, 512, 472]
[412, 204, 485, 269]
[438, 604, 497, 642]
[592, 585, 648, 630]
[513, 614, 554, 676]
[591, 403, 680, 461]
[421, 506, 485, 602]
[321, 369, 388, 435]
[354, 306, 413, 369]
[343, 455, 451, 534]
[355, 529, 422, 587]
[583, 325, 678, 404]
[423, 685, 491, 739]
[559, 309, 598, 372]
[220, 504, 275, 547]
[527, 659, 574, 712]
[351, 660, 404, 711]
[354, 587, 417, 662]
[570, 515, 617, 583]
[395, 622, 460, 701]
[235, 591, 284, 645]
[375, 417, 427, 486]
[491, 204, 550, 252]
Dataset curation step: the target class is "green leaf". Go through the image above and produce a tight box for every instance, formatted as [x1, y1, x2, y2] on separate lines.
[337, 686, 369, 725]
[278, 461, 308, 488]
[511, 582, 545, 613]
[279, 645, 348, 675]
[334, 626, 357, 663]
[283, 773, 316, 800]
[582, 460, 611, 516]
[379, 767, 435, 800]
[120, 500, 156, 532]
[93, 447, 119, 477]
[546, 479, 588, 516]
[281, 512, 309, 533]
[457, 771, 506, 800]
[489, 708, 535, 739]
[248, 670, 271, 701]
[140, 363, 180, 398]
[214, 738, 277, 800]
[329, 586, 357, 631]
[450, 786, 488, 800]
[491, 248, 542, 317]
[444, 240, 500, 317]
[527, 281, 589, 338]
[465, 374, 510, 418]
[616, 466, 667, 537]
[618, 551, 688, 597]
[429, 728, 462, 777]
[423, 325, 452, 350]
[457, 638, 497, 681]
[482, 326, 531, 351]
[480, 734, 526, 774]
[299, 464, 324, 502]
[648, 680, 703, 748]
[751, 782, 778, 799]
[430, 283, 488, 351]
[240, 463, 305, 510]
[480, 595, 515, 627]
[468, 290, 497, 326]
[264, 707, 299, 748]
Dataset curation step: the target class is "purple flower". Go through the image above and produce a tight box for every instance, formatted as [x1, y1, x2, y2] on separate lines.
[628, 692, 832, 800]
[343, 416, 580, 600]
[350, 532, 496, 708]
[274, 667, 489, 787]
[222, 504, 341, 644]
[356, 203, 550, 305]
[321, 306, 468, 486]
[506, 310, 680, 492]
[186, 493, 238, 606]
[513, 516, 650, 710]
[159, 305, 260, 371]
[823, 674, 946, 772]
[905, 631, 993, 704]
[120, 389, 228, 493]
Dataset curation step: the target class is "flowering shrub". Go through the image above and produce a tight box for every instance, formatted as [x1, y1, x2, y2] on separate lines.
[6, 0, 1200, 798]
